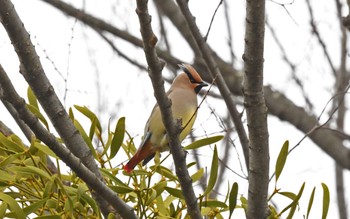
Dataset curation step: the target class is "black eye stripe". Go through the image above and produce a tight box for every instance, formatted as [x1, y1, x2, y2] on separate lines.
[183, 68, 198, 84]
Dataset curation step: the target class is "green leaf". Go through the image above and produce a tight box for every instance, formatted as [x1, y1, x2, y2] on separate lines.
[79, 189, 101, 217]
[153, 166, 178, 181]
[43, 178, 55, 198]
[240, 196, 248, 214]
[32, 142, 58, 159]
[100, 168, 131, 187]
[184, 135, 224, 150]
[14, 198, 47, 216]
[279, 182, 305, 216]
[74, 105, 102, 134]
[306, 187, 316, 219]
[27, 86, 39, 109]
[110, 117, 125, 159]
[275, 140, 289, 182]
[155, 195, 168, 216]
[73, 119, 97, 159]
[0, 193, 26, 219]
[35, 215, 61, 219]
[0, 203, 7, 219]
[152, 180, 167, 196]
[109, 185, 134, 194]
[165, 187, 184, 199]
[27, 104, 50, 131]
[145, 188, 157, 205]
[203, 200, 227, 208]
[0, 132, 25, 152]
[191, 168, 204, 183]
[68, 107, 74, 121]
[89, 117, 99, 140]
[229, 182, 238, 219]
[0, 153, 23, 168]
[0, 169, 16, 182]
[321, 183, 329, 219]
[203, 145, 218, 197]
[9, 166, 52, 180]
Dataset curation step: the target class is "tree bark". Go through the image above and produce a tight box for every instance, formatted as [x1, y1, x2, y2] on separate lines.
[243, 0, 270, 218]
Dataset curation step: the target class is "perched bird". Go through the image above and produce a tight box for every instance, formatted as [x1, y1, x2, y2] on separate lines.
[124, 64, 208, 173]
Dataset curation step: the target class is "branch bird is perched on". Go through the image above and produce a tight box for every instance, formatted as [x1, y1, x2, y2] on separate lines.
[124, 64, 208, 173]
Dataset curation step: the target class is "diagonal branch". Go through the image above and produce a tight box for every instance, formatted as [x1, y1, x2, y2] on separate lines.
[0, 64, 136, 219]
[135, 0, 201, 218]
[40, 0, 350, 170]
[175, 0, 250, 169]
[0, 1, 128, 217]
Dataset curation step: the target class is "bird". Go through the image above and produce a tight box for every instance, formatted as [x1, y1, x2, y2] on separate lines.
[123, 64, 208, 173]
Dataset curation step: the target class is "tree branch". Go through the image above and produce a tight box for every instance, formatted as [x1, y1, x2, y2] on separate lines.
[40, 0, 350, 170]
[242, 0, 269, 217]
[0, 1, 125, 217]
[0, 64, 136, 219]
[175, 0, 250, 170]
[135, 0, 201, 218]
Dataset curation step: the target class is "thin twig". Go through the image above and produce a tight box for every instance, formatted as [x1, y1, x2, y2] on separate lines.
[306, 0, 337, 77]
[204, 0, 223, 42]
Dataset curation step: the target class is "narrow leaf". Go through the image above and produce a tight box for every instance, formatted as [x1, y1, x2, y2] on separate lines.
[184, 135, 224, 150]
[73, 119, 97, 159]
[229, 182, 238, 219]
[18, 198, 47, 216]
[321, 183, 330, 219]
[279, 182, 305, 216]
[0, 133, 25, 152]
[275, 140, 289, 182]
[0, 169, 16, 183]
[0, 193, 26, 219]
[110, 117, 125, 159]
[152, 180, 167, 196]
[0, 203, 7, 219]
[165, 187, 184, 199]
[191, 168, 204, 183]
[306, 187, 316, 219]
[33, 142, 58, 159]
[155, 195, 168, 216]
[27, 104, 50, 131]
[203, 200, 227, 208]
[9, 166, 52, 180]
[74, 105, 102, 133]
[68, 107, 74, 121]
[109, 185, 134, 194]
[35, 215, 61, 219]
[203, 145, 219, 196]
[27, 86, 39, 109]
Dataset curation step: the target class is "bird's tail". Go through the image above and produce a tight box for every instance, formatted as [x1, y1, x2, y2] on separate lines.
[124, 138, 155, 173]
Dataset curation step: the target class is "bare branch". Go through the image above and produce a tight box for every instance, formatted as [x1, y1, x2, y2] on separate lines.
[266, 18, 314, 111]
[0, 64, 136, 219]
[135, 0, 201, 218]
[203, 0, 223, 42]
[306, 0, 337, 77]
[0, 1, 129, 217]
[242, 0, 269, 217]
[40, 0, 350, 171]
[176, 0, 250, 171]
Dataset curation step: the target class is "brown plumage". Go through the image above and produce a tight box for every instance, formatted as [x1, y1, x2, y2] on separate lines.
[124, 64, 207, 172]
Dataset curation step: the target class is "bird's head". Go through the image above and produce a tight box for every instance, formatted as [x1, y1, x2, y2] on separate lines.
[176, 63, 208, 94]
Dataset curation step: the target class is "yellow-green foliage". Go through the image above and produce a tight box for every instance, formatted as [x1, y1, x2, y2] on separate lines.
[0, 98, 330, 218]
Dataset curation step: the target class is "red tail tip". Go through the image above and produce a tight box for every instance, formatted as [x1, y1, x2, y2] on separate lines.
[123, 163, 133, 173]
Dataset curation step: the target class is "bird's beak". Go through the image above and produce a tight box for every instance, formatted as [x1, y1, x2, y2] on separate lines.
[195, 82, 208, 93]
